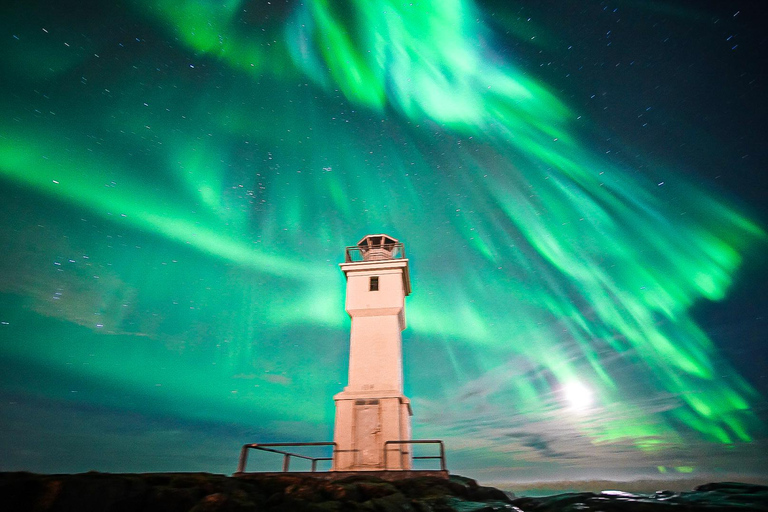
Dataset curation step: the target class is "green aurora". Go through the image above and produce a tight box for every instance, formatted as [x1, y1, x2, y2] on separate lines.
[0, 0, 766, 481]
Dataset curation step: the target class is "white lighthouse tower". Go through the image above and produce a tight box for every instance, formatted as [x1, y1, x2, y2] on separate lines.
[332, 234, 413, 471]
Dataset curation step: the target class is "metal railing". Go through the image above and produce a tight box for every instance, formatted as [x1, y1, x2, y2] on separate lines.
[237, 442, 336, 473]
[237, 439, 446, 474]
[383, 440, 446, 471]
[345, 242, 406, 263]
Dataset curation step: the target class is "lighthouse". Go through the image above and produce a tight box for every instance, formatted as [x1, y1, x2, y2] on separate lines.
[235, 234, 446, 476]
[332, 234, 413, 471]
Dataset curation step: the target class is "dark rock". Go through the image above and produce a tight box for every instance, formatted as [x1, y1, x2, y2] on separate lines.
[506, 483, 768, 512]
[651, 491, 677, 500]
[394, 476, 469, 500]
[1, 472, 766, 512]
[368, 492, 414, 512]
[350, 480, 400, 501]
[694, 482, 768, 495]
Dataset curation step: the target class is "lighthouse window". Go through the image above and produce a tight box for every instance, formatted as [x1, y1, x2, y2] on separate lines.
[369, 276, 379, 291]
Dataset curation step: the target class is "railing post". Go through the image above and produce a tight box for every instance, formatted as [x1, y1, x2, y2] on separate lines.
[282, 454, 290, 472]
[237, 445, 250, 473]
[439, 441, 446, 471]
[311, 459, 317, 472]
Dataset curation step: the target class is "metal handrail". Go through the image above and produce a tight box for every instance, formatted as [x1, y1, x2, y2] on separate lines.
[237, 442, 337, 473]
[383, 440, 446, 471]
[237, 439, 447, 474]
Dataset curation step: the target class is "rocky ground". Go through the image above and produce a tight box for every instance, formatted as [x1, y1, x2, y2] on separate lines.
[1, 472, 766, 511]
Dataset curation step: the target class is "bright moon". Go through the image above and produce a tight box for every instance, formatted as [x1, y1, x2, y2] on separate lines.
[563, 381, 593, 410]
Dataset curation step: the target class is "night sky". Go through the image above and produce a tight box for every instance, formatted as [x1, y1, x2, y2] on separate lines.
[1, 0, 766, 484]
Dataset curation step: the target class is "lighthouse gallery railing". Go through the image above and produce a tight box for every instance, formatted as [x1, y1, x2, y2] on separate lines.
[344, 242, 406, 262]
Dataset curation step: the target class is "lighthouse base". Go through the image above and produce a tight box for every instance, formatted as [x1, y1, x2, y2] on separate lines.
[235, 469, 448, 480]
[332, 389, 413, 471]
